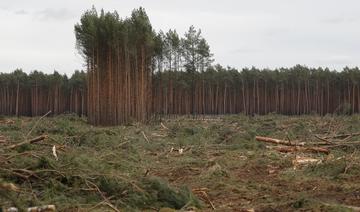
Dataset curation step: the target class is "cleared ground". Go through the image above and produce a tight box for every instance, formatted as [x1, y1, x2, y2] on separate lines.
[1, 114, 360, 211]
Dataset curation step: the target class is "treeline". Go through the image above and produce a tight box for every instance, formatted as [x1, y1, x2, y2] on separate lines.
[153, 65, 360, 116]
[2, 66, 360, 118]
[0, 70, 86, 117]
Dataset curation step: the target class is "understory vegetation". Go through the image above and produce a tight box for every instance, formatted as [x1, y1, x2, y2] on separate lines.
[1, 114, 360, 211]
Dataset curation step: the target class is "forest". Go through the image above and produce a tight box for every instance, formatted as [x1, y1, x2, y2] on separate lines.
[1, 7, 360, 125]
[0, 70, 86, 117]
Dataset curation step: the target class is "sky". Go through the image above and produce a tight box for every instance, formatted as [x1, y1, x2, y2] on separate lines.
[0, 0, 359, 75]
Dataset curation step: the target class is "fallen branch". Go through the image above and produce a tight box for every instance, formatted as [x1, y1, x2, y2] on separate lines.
[324, 142, 360, 148]
[26, 110, 51, 138]
[200, 191, 215, 210]
[256, 136, 304, 146]
[141, 131, 150, 143]
[314, 135, 332, 144]
[6, 135, 48, 150]
[341, 135, 353, 142]
[116, 140, 131, 148]
[85, 180, 120, 212]
[323, 132, 360, 140]
[160, 122, 169, 130]
[344, 150, 357, 174]
[192, 188, 215, 210]
[266, 146, 330, 154]
[5, 152, 41, 160]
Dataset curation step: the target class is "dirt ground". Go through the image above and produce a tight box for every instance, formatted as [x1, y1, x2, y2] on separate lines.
[1, 114, 360, 211]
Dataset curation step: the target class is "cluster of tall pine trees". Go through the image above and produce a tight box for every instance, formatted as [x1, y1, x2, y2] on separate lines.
[1, 7, 360, 125]
[75, 7, 154, 125]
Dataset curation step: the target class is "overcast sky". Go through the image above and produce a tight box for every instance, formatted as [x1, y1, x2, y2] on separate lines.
[0, 0, 359, 75]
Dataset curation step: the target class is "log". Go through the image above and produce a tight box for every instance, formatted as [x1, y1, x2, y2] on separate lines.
[267, 146, 330, 154]
[255, 136, 304, 146]
[6, 135, 48, 150]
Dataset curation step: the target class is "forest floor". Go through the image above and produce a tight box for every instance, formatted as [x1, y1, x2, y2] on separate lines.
[1, 114, 360, 211]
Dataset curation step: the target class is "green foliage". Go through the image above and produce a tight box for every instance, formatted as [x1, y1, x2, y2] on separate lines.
[145, 177, 201, 209]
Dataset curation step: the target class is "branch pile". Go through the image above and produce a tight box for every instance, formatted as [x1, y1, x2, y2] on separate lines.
[256, 136, 330, 154]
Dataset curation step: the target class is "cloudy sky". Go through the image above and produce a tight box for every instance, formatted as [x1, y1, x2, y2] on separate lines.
[0, 0, 359, 74]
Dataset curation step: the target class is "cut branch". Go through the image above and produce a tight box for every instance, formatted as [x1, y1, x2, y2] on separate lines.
[314, 135, 332, 144]
[26, 110, 51, 138]
[160, 122, 169, 130]
[141, 131, 150, 143]
[6, 135, 48, 150]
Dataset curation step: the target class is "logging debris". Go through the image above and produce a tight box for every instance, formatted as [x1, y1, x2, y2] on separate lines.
[257, 132, 360, 155]
[0, 115, 201, 211]
[142, 131, 150, 143]
[292, 156, 322, 169]
[256, 136, 330, 154]
[5, 135, 48, 150]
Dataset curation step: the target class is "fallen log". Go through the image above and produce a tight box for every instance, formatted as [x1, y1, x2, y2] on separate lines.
[266, 146, 330, 154]
[255, 136, 304, 146]
[6, 135, 48, 150]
